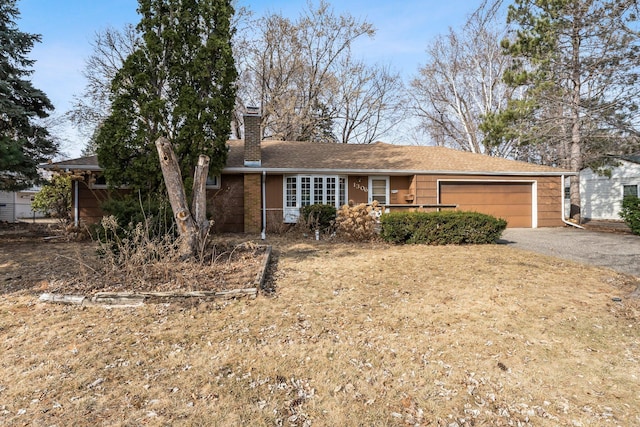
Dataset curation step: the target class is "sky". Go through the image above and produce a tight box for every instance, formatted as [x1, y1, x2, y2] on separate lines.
[16, 0, 486, 158]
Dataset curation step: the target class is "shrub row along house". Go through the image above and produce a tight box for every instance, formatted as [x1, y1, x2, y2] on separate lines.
[46, 112, 575, 232]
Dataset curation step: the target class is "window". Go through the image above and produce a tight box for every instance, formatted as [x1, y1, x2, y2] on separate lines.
[339, 177, 346, 207]
[301, 177, 311, 206]
[286, 176, 297, 208]
[89, 174, 108, 189]
[206, 175, 220, 189]
[369, 177, 389, 204]
[283, 175, 348, 223]
[326, 177, 336, 206]
[623, 184, 638, 198]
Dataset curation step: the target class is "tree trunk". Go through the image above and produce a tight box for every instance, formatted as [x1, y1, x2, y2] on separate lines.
[192, 154, 211, 247]
[155, 137, 198, 258]
[569, 12, 583, 223]
[569, 142, 582, 224]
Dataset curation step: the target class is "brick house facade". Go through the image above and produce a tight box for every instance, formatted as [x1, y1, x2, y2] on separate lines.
[46, 114, 575, 232]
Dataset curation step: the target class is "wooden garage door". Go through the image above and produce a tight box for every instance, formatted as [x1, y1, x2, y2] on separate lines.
[440, 182, 533, 228]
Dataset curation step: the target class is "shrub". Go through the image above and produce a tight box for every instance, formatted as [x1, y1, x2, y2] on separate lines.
[335, 201, 383, 242]
[299, 204, 337, 233]
[620, 195, 640, 235]
[32, 175, 72, 223]
[99, 192, 174, 239]
[88, 192, 178, 260]
[94, 215, 180, 271]
[380, 211, 507, 245]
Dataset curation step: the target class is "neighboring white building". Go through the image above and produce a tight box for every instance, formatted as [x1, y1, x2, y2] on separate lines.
[0, 188, 43, 222]
[580, 155, 640, 220]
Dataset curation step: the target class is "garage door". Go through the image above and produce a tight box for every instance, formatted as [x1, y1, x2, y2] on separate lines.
[439, 182, 533, 228]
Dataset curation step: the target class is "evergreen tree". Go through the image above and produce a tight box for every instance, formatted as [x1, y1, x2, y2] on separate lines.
[0, 0, 56, 191]
[96, 0, 237, 193]
[485, 0, 640, 220]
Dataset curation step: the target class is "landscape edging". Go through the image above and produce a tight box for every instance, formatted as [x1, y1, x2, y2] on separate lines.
[38, 245, 272, 307]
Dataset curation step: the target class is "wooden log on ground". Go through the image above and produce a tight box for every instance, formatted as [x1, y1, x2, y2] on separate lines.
[255, 245, 272, 290]
[215, 288, 258, 299]
[95, 288, 258, 301]
[91, 293, 145, 306]
[39, 293, 87, 305]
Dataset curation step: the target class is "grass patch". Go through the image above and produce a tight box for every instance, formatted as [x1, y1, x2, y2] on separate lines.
[1, 232, 640, 425]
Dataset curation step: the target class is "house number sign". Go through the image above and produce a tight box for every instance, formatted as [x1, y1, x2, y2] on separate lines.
[353, 182, 368, 192]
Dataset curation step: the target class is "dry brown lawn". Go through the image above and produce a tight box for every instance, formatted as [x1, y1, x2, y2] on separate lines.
[1, 224, 640, 426]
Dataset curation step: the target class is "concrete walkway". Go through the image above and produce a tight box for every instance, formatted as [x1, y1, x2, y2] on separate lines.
[500, 227, 640, 277]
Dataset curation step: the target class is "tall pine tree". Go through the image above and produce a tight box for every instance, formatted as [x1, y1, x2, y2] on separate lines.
[96, 0, 237, 194]
[0, 0, 56, 191]
[485, 0, 640, 221]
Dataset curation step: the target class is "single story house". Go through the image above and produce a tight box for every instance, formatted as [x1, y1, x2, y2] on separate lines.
[580, 154, 640, 220]
[46, 113, 575, 232]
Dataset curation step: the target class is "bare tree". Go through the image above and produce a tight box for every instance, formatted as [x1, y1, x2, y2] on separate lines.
[227, 4, 255, 139]
[410, 0, 518, 156]
[72, 1, 405, 146]
[240, 0, 403, 144]
[334, 59, 405, 144]
[67, 24, 139, 153]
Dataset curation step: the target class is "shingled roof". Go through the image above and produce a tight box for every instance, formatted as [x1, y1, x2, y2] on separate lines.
[620, 153, 640, 165]
[44, 155, 101, 171]
[45, 141, 571, 176]
[225, 140, 569, 175]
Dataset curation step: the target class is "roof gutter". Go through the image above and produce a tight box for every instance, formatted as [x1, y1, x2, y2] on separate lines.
[223, 167, 576, 177]
[41, 164, 103, 171]
[42, 163, 576, 178]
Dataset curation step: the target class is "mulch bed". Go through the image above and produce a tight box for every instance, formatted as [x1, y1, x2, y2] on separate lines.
[1, 222, 269, 299]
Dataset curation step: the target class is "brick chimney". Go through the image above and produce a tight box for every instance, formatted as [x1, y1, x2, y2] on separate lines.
[244, 106, 261, 167]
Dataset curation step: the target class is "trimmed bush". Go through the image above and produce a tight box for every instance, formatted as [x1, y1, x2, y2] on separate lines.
[620, 195, 640, 235]
[380, 211, 507, 245]
[299, 204, 337, 233]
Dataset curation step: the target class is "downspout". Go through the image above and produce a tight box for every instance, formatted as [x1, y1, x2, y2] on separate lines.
[561, 175, 584, 229]
[261, 170, 267, 240]
[74, 179, 79, 228]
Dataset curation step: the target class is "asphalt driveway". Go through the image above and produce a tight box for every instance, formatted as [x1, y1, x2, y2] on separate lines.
[500, 227, 640, 277]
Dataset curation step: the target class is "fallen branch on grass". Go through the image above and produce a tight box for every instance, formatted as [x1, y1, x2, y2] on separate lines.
[39, 287, 258, 307]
